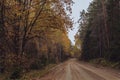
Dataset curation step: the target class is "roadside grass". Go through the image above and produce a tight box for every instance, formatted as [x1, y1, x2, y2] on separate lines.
[0, 73, 9, 80]
[0, 64, 56, 80]
[20, 64, 56, 80]
[89, 58, 120, 69]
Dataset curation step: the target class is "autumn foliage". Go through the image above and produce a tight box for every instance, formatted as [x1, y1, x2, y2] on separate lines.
[0, 0, 73, 79]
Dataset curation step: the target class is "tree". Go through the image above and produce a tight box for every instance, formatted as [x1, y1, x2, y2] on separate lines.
[0, 0, 73, 78]
[77, 0, 120, 63]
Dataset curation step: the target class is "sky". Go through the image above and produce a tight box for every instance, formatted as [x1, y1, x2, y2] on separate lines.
[68, 0, 93, 45]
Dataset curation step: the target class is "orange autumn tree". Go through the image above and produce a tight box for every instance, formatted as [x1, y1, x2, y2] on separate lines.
[1, 0, 73, 55]
[0, 0, 73, 78]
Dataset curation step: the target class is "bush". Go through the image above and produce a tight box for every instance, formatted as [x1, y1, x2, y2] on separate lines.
[90, 58, 110, 66]
[30, 55, 48, 70]
[30, 60, 42, 70]
[10, 67, 23, 79]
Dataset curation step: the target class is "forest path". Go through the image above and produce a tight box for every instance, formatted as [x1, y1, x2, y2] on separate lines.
[38, 59, 120, 80]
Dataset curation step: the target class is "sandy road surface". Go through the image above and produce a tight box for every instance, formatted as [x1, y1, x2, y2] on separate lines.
[38, 59, 120, 80]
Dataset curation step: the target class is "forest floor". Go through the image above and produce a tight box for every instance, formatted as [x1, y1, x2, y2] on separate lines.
[36, 58, 120, 80]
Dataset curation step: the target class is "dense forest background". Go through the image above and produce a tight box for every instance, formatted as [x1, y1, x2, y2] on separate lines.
[76, 0, 120, 67]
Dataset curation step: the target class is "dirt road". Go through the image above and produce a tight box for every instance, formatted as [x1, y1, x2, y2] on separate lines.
[39, 59, 120, 80]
